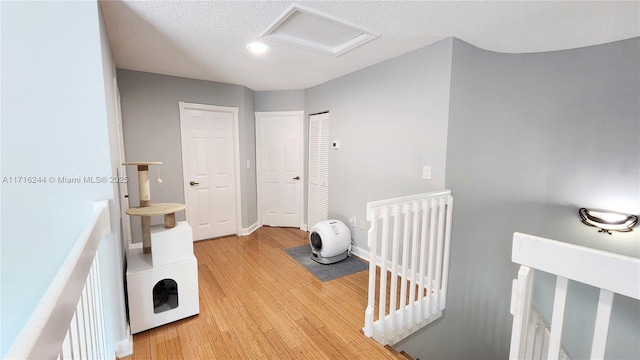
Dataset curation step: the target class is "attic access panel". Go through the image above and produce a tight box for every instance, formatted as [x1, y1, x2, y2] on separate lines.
[260, 4, 380, 56]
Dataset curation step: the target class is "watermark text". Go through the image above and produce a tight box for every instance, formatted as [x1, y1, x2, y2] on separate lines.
[2, 176, 129, 184]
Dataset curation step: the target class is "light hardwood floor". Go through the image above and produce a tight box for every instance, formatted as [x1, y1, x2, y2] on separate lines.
[123, 226, 413, 360]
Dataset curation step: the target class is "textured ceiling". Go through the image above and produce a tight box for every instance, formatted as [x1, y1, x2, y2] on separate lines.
[100, 1, 639, 91]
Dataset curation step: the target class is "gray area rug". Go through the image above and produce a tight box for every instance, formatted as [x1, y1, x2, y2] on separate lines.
[284, 245, 369, 282]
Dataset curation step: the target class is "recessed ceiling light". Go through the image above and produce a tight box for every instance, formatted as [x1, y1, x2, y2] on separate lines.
[246, 42, 269, 55]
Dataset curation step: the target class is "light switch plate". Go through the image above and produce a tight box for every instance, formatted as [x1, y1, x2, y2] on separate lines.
[422, 166, 431, 180]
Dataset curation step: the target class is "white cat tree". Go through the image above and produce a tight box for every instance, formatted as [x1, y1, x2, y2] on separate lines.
[123, 162, 199, 334]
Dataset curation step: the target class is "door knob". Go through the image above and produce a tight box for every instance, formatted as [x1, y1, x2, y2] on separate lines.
[293, 176, 300, 180]
[189, 181, 199, 186]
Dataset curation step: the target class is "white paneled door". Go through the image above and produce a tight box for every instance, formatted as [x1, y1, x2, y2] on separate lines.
[180, 102, 240, 240]
[256, 111, 304, 228]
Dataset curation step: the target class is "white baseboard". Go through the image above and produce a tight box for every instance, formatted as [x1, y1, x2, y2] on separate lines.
[129, 242, 142, 250]
[239, 223, 308, 234]
[114, 323, 133, 358]
[237, 222, 310, 236]
[350, 245, 370, 262]
[350, 245, 395, 268]
[239, 222, 260, 236]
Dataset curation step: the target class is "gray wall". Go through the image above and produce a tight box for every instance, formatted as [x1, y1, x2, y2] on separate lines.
[116, 70, 258, 242]
[254, 90, 306, 112]
[397, 38, 639, 359]
[241, 86, 257, 226]
[1, 1, 126, 356]
[305, 38, 453, 249]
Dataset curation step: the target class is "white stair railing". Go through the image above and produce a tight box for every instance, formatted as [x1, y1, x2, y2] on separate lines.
[6, 201, 112, 360]
[510, 232, 640, 360]
[363, 190, 453, 346]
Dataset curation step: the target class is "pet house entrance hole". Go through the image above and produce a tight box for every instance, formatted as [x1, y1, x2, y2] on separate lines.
[153, 278, 178, 314]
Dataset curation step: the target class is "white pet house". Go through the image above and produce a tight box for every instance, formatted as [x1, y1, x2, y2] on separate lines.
[123, 162, 199, 334]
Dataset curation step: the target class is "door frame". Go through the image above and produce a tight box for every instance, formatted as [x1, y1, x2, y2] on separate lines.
[112, 77, 133, 250]
[255, 110, 305, 230]
[179, 101, 242, 237]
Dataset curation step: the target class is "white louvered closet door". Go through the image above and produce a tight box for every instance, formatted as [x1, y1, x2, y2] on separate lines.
[308, 113, 329, 229]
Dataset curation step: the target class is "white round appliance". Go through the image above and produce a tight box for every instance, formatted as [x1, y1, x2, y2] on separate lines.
[309, 220, 351, 264]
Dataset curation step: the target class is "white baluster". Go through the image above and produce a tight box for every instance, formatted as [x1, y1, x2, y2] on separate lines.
[547, 276, 568, 360]
[398, 203, 411, 334]
[378, 207, 390, 343]
[389, 205, 401, 340]
[509, 266, 535, 360]
[426, 197, 437, 318]
[433, 196, 446, 313]
[590, 289, 614, 359]
[363, 210, 378, 337]
[440, 195, 453, 309]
